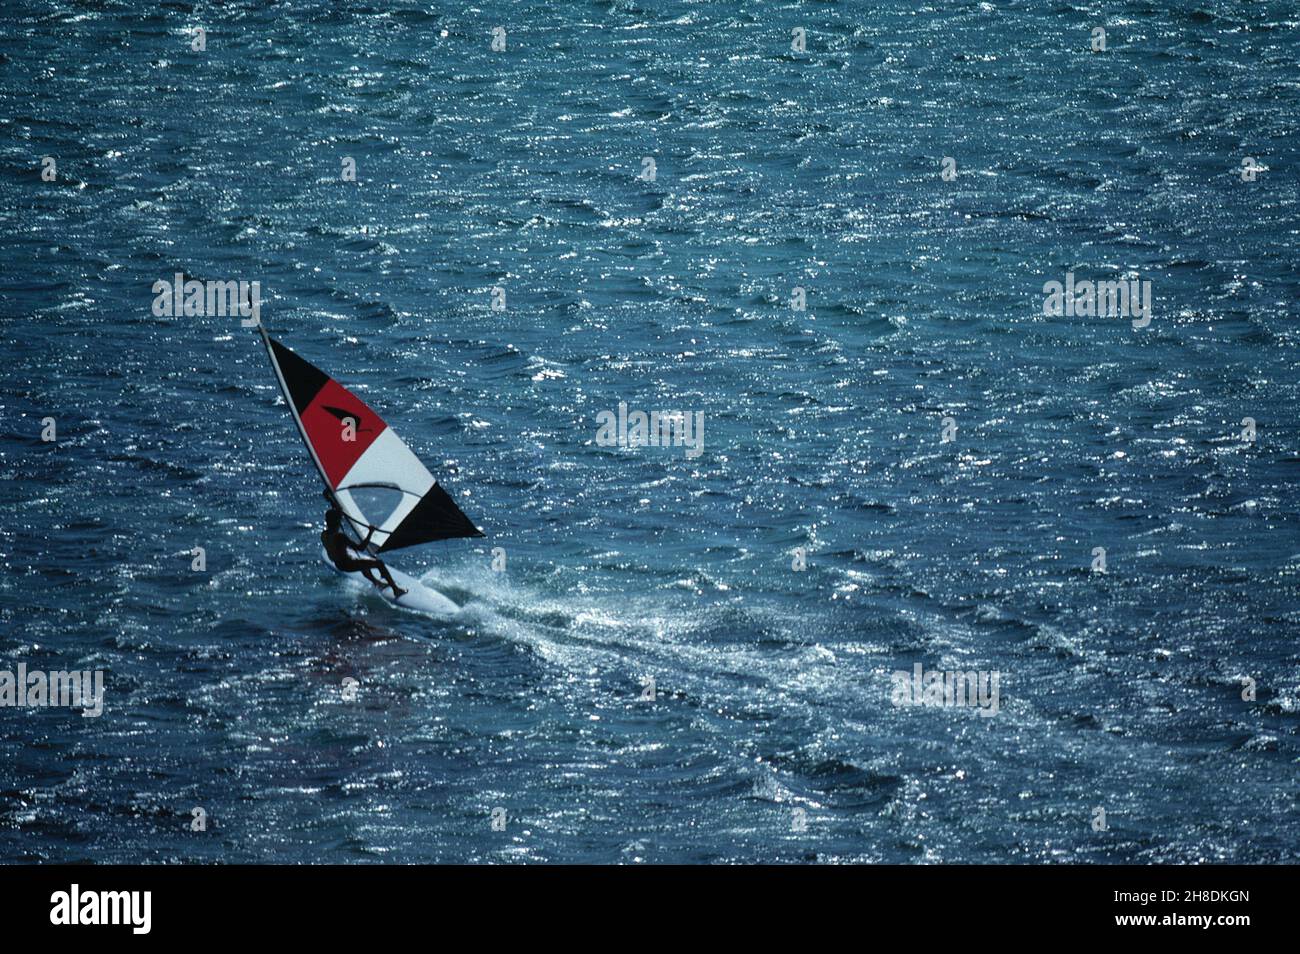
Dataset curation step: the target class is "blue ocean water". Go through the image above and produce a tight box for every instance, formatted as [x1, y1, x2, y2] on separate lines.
[1, 1, 1297, 863]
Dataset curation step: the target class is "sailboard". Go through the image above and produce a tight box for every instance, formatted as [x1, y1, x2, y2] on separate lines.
[257, 324, 482, 614]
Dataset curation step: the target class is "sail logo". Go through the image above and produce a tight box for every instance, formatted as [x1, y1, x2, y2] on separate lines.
[1042, 272, 1152, 328]
[50, 885, 151, 935]
[151, 273, 261, 327]
[890, 664, 1000, 717]
[595, 402, 704, 459]
[321, 405, 374, 434]
[0, 664, 104, 717]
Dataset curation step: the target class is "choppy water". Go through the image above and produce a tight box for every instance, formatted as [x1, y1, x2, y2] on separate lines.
[1, 1, 1298, 863]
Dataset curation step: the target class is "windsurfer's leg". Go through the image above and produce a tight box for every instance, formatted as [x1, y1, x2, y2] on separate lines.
[376, 563, 406, 598]
[350, 559, 405, 598]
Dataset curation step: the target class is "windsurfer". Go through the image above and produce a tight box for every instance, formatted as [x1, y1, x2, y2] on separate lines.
[321, 499, 407, 598]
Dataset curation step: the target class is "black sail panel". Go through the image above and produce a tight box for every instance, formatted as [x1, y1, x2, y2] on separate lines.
[378, 483, 485, 553]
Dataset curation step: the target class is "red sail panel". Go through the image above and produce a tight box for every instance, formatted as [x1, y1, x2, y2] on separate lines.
[297, 378, 388, 488]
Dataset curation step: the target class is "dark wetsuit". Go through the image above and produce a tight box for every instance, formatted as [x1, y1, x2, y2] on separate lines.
[322, 529, 374, 572]
[322, 520, 405, 597]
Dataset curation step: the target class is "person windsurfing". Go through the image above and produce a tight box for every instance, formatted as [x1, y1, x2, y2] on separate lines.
[321, 494, 407, 598]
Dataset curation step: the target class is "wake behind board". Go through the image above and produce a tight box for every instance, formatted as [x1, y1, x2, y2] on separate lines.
[324, 548, 459, 616]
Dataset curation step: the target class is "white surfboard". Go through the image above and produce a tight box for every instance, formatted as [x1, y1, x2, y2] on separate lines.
[324, 549, 460, 616]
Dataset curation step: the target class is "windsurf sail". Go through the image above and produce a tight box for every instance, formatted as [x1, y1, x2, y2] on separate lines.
[258, 324, 483, 554]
